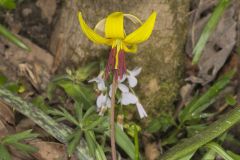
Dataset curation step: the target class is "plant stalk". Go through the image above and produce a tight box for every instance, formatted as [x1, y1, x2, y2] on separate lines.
[110, 74, 118, 160]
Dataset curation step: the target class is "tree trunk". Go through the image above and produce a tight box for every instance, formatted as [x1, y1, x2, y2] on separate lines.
[50, 0, 190, 119]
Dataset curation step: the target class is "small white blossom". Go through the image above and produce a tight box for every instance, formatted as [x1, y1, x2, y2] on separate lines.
[96, 93, 111, 115]
[109, 82, 129, 97]
[121, 92, 138, 105]
[136, 102, 147, 118]
[89, 73, 106, 91]
[120, 91, 147, 119]
[126, 68, 142, 88]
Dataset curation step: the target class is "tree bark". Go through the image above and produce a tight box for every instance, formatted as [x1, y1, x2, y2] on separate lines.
[50, 0, 190, 119]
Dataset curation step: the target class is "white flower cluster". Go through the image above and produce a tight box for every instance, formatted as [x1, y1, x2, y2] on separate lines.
[89, 68, 147, 118]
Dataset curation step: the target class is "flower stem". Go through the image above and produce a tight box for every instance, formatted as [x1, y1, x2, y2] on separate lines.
[110, 73, 118, 160]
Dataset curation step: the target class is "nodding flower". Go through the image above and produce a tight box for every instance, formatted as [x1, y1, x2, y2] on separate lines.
[78, 11, 156, 80]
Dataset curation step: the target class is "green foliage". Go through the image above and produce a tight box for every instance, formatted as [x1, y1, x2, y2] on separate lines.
[66, 62, 98, 82]
[227, 151, 240, 160]
[0, 130, 38, 160]
[32, 96, 50, 112]
[202, 150, 216, 160]
[160, 106, 240, 160]
[114, 124, 135, 160]
[0, 73, 25, 93]
[225, 95, 237, 106]
[0, 0, 16, 9]
[204, 142, 234, 160]
[146, 114, 175, 133]
[179, 70, 235, 123]
[192, 0, 230, 64]
[179, 152, 196, 160]
[0, 24, 30, 51]
[49, 76, 95, 108]
[47, 66, 136, 159]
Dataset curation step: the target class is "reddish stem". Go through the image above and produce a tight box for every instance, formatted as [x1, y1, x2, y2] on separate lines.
[110, 72, 118, 160]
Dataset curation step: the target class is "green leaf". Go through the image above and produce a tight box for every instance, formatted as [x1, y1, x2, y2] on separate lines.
[0, 74, 7, 86]
[53, 79, 94, 107]
[2, 130, 38, 144]
[146, 115, 175, 133]
[0, 24, 30, 51]
[4, 82, 21, 93]
[0, 144, 11, 160]
[202, 149, 216, 160]
[179, 151, 196, 160]
[74, 62, 98, 81]
[85, 131, 96, 158]
[225, 95, 236, 106]
[67, 130, 82, 156]
[84, 116, 107, 131]
[179, 70, 235, 123]
[186, 124, 206, 137]
[59, 107, 79, 126]
[32, 96, 50, 112]
[95, 143, 107, 160]
[114, 124, 135, 160]
[205, 142, 234, 160]
[227, 151, 240, 160]
[75, 102, 83, 122]
[160, 106, 240, 160]
[82, 106, 96, 122]
[0, 0, 16, 9]
[13, 142, 38, 154]
[192, 0, 230, 64]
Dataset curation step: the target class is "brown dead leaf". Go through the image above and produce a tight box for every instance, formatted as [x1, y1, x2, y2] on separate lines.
[144, 142, 160, 160]
[0, 120, 9, 138]
[0, 101, 15, 125]
[16, 118, 36, 132]
[29, 140, 67, 160]
[2, 34, 53, 90]
[186, 0, 237, 84]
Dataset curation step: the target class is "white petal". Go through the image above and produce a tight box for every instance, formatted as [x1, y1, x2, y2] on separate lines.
[127, 76, 137, 88]
[88, 77, 98, 83]
[121, 92, 138, 105]
[97, 79, 106, 91]
[106, 97, 111, 108]
[136, 102, 147, 118]
[118, 83, 129, 93]
[130, 67, 142, 77]
[96, 93, 105, 108]
[119, 74, 127, 83]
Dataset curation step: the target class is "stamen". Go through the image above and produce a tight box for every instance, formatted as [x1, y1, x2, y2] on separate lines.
[105, 48, 117, 79]
[105, 48, 126, 80]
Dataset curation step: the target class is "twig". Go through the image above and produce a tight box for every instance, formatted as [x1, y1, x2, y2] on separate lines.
[0, 88, 93, 160]
[110, 74, 117, 160]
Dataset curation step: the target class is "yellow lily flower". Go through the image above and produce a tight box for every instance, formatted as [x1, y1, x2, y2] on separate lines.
[78, 11, 157, 79]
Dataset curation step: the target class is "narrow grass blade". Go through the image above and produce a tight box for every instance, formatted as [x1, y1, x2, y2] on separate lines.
[192, 0, 230, 64]
[179, 70, 235, 123]
[0, 144, 11, 160]
[205, 142, 233, 160]
[160, 106, 240, 160]
[0, 24, 30, 51]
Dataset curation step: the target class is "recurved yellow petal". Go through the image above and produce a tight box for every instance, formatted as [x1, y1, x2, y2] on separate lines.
[78, 12, 111, 45]
[105, 12, 124, 39]
[124, 12, 157, 44]
[123, 43, 137, 53]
